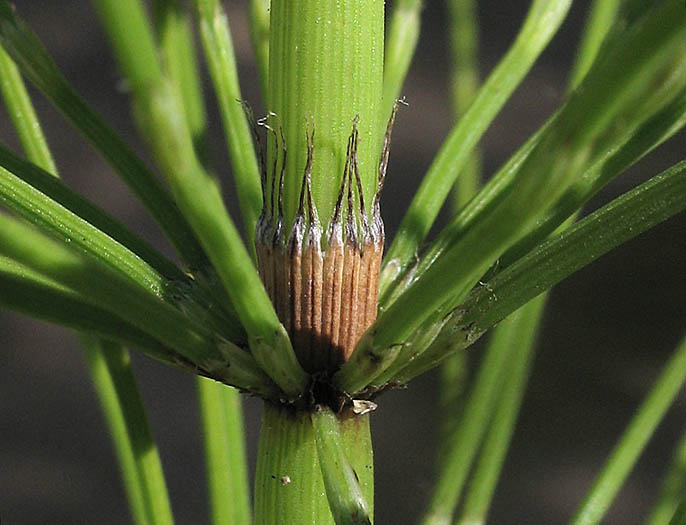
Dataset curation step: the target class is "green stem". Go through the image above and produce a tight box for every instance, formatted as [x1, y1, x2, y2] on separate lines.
[571, 337, 686, 525]
[381, 0, 421, 129]
[568, 0, 621, 91]
[455, 294, 546, 525]
[420, 299, 544, 525]
[254, 404, 373, 525]
[371, 1, 685, 355]
[196, 0, 263, 243]
[649, 432, 686, 525]
[152, 0, 209, 159]
[312, 407, 372, 525]
[0, 44, 57, 173]
[447, 0, 481, 210]
[93, 0, 307, 397]
[248, 0, 270, 100]
[381, 0, 572, 289]
[0, 2, 206, 268]
[393, 160, 686, 383]
[0, 259, 187, 375]
[268, 0, 384, 231]
[197, 378, 252, 525]
[0, 214, 278, 396]
[84, 337, 174, 525]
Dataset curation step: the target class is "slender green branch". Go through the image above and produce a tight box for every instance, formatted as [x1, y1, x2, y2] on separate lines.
[447, 0, 481, 210]
[371, 2, 686, 356]
[0, 162, 170, 296]
[649, 432, 686, 525]
[197, 378, 251, 525]
[392, 160, 686, 383]
[568, 0, 621, 91]
[381, 0, 572, 289]
[0, 258, 178, 366]
[420, 298, 544, 525]
[83, 337, 174, 525]
[0, 45, 57, 173]
[312, 407, 372, 525]
[455, 295, 546, 525]
[498, 88, 686, 269]
[196, 0, 263, 242]
[0, 145, 185, 284]
[152, 0, 208, 159]
[248, 0, 270, 100]
[0, 1, 206, 267]
[0, 214, 278, 396]
[669, 502, 686, 525]
[93, 0, 307, 397]
[381, 0, 421, 128]
[149, 7, 254, 519]
[571, 337, 686, 525]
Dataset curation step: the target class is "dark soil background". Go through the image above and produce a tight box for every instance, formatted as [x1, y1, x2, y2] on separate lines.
[1, 1, 684, 523]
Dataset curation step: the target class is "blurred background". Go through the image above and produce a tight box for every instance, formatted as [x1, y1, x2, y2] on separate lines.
[0, 1, 684, 523]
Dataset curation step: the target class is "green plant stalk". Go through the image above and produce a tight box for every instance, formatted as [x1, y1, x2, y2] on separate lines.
[248, 0, 270, 100]
[268, 0, 384, 231]
[196, 0, 263, 242]
[313, 407, 373, 525]
[455, 294, 546, 525]
[0, 163, 170, 296]
[197, 378, 251, 525]
[254, 404, 373, 525]
[420, 299, 540, 525]
[152, 0, 208, 159]
[0, 45, 57, 173]
[571, 336, 686, 525]
[384, 74, 685, 310]
[568, 0, 621, 91]
[369, 1, 686, 358]
[649, 433, 686, 525]
[0, 1, 206, 268]
[447, 0, 481, 210]
[381, 0, 421, 129]
[669, 502, 686, 525]
[438, 0, 483, 458]
[84, 337, 174, 525]
[0, 213, 279, 396]
[497, 87, 686, 270]
[0, 46, 176, 524]
[0, 144, 185, 281]
[0, 258, 181, 367]
[93, 0, 307, 397]
[380, 0, 572, 291]
[394, 160, 686, 383]
[150, 5, 254, 519]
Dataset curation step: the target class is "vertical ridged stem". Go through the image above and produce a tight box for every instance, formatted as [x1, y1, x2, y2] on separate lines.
[267, 0, 383, 232]
[254, 403, 373, 524]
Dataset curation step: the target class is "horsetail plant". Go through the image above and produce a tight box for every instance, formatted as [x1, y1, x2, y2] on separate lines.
[0, 0, 685, 523]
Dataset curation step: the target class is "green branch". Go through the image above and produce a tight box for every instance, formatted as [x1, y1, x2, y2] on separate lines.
[381, 0, 572, 290]
[571, 337, 686, 525]
[196, 0, 263, 243]
[84, 337, 174, 525]
[381, 0, 421, 128]
[197, 378, 251, 525]
[312, 408, 372, 525]
[0, 1, 206, 267]
[393, 160, 686, 383]
[93, 0, 307, 398]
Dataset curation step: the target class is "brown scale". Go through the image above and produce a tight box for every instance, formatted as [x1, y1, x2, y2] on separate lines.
[251, 102, 401, 375]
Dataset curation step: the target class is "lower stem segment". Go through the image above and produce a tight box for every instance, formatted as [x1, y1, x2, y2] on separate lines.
[254, 402, 374, 524]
